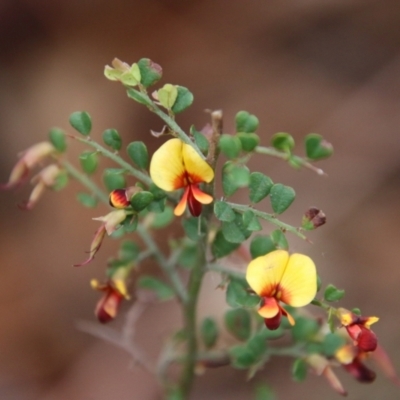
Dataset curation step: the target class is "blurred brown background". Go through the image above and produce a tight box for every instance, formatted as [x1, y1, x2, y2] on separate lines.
[1, 0, 400, 399]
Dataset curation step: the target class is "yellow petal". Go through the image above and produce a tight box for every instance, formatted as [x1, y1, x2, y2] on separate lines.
[246, 250, 289, 296]
[182, 143, 214, 184]
[279, 253, 317, 307]
[149, 139, 186, 191]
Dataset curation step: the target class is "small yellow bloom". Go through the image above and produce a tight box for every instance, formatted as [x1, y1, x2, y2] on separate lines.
[150, 138, 214, 217]
[246, 250, 317, 329]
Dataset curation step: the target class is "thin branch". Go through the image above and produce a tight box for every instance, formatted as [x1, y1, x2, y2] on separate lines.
[255, 146, 327, 176]
[227, 202, 307, 240]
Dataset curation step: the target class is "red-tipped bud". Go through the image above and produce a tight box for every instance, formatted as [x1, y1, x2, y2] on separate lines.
[92, 282, 124, 323]
[302, 207, 326, 230]
[109, 189, 131, 208]
[109, 186, 142, 209]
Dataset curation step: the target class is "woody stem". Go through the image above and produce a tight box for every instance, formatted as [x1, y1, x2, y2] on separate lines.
[178, 110, 222, 398]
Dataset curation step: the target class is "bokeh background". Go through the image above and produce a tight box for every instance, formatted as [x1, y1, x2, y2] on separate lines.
[1, 1, 400, 399]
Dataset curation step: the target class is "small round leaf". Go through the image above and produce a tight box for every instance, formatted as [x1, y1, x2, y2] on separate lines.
[269, 184, 296, 214]
[102, 129, 122, 151]
[69, 111, 92, 136]
[126, 141, 149, 169]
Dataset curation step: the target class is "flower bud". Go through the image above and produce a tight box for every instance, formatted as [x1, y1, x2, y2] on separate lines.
[302, 207, 326, 230]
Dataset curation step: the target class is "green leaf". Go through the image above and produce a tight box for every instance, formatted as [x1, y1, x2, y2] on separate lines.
[158, 84, 178, 109]
[201, 317, 219, 349]
[236, 132, 259, 152]
[219, 134, 242, 159]
[305, 133, 333, 160]
[270, 229, 288, 250]
[147, 198, 165, 213]
[76, 192, 98, 208]
[271, 132, 295, 152]
[211, 230, 240, 259]
[126, 88, 153, 106]
[242, 210, 262, 231]
[291, 317, 319, 342]
[352, 307, 361, 316]
[49, 128, 67, 152]
[224, 309, 251, 341]
[130, 191, 154, 212]
[322, 333, 346, 357]
[150, 206, 174, 228]
[137, 58, 162, 88]
[148, 183, 167, 201]
[52, 171, 69, 191]
[118, 240, 140, 261]
[248, 172, 273, 204]
[324, 284, 345, 302]
[171, 86, 194, 114]
[222, 213, 252, 244]
[214, 201, 236, 222]
[269, 183, 296, 214]
[103, 168, 126, 191]
[190, 125, 209, 155]
[79, 151, 98, 174]
[235, 111, 259, 133]
[137, 276, 175, 301]
[250, 235, 276, 259]
[292, 358, 308, 382]
[178, 244, 198, 269]
[123, 214, 138, 233]
[222, 162, 250, 196]
[229, 345, 257, 369]
[182, 217, 206, 241]
[226, 279, 260, 308]
[126, 141, 149, 169]
[102, 129, 122, 151]
[69, 111, 92, 136]
[316, 275, 322, 292]
[247, 333, 268, 357]
[254, 384, 275, 400]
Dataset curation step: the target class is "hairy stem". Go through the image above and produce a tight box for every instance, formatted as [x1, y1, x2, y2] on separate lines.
[227, 202, 307, 240]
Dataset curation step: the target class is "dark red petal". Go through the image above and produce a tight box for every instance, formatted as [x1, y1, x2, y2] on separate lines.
[357, 326, 378, 352]
[95, 289, 123, 323]
[343, 357, 376, 383]
[264, 310, 282, 330]
[187, 187, 202, 217]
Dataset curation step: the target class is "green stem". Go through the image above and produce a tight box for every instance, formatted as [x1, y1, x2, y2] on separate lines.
[179, 241, 206, 397]
[74, 136, 153, 185]
[178, 110, 221, 398]
[227, 202, 307, 240]
[255, 146, 326, 176]
[137, 225, 188, 303]
[63, 158, 186, 302]
[127, 88, 204, 159]
[61, 160, 109, 203]
[207, 263, 245, 279]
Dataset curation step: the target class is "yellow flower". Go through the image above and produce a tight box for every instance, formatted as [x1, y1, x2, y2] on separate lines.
[149, 138, 214, 217]
[246, 250, 317, 330]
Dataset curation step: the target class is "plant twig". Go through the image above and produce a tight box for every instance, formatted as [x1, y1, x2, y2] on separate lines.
[227, 202, 307, 240]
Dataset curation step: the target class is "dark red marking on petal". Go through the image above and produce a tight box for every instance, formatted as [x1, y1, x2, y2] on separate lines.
[187, 186, 202, 217]
[343, 357, 376, 383]
[357, 326, 378, 352]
